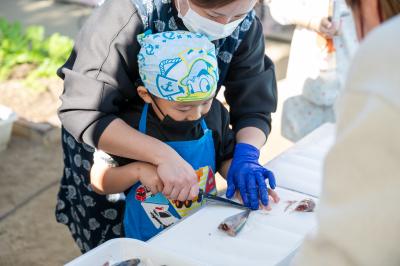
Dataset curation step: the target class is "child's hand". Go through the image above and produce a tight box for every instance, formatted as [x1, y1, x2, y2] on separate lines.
[134, 162, 164, 195]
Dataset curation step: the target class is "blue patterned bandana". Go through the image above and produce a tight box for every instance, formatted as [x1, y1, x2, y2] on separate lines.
[137, 30, 218, 102]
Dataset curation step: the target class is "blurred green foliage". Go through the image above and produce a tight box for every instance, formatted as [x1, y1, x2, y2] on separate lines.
[0, 17, 73, 90]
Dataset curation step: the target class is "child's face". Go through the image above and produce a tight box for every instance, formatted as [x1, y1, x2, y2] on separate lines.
[154, 96, 214, 121]
[137, 86, 214, 121]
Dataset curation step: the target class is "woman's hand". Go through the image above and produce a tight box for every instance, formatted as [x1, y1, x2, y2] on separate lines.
[156, 150, 199, 202]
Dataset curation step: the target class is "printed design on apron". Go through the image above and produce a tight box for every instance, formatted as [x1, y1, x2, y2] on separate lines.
[133, 165, 216, 229]
[170, 166, 216, 217]
[135, 188, 179, 229]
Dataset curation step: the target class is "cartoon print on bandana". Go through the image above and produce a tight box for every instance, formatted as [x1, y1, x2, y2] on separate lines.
[179, 51, 217, 100]
[155, 49, 218, 101]
[137, 31, 218, 102]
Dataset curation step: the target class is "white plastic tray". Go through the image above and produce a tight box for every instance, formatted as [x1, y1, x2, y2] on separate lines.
[65, 238, 205, 266]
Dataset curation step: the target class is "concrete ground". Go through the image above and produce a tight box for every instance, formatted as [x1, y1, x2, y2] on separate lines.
[0, 1, 293, 264]
[0, 0, 92, 38]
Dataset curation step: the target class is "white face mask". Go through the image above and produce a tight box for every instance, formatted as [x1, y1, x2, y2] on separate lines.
[177, 0, 246, 41]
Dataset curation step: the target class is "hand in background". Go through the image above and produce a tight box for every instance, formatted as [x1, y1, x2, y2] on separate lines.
[308, 17, 338, 38]
[317, 17, 338, 38]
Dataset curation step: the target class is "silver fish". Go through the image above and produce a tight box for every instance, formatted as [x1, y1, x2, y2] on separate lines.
[218, 209, 251, 237]
[103, 258, 141, 266]
[105, 258, 167, 266]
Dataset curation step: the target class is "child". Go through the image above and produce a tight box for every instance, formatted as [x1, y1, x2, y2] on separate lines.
[90, 30, 235, 241]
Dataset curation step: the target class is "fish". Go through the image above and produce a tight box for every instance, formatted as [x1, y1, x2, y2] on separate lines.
[105, 258, 167, 266]
[218, 209, 251, 237]
[294, 199, 316, 212]
[284, 198, 316, 212]
[103, 258, 141, 266]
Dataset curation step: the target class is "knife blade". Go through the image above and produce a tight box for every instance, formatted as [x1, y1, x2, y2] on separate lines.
[199, 189, 249, 210]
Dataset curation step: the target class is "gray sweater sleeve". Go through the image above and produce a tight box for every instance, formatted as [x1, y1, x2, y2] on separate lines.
[57, 0, 143, 147]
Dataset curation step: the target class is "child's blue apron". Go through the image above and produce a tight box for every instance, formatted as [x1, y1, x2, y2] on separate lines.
[124, 103, 216, 241]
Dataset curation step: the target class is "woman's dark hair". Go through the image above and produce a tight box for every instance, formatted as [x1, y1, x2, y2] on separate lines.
[191, 0, 236, 8]
[345, 0, 400, 21]
[192, 0, 259, 9]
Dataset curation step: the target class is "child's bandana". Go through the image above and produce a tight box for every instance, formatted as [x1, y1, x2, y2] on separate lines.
[137, 30, 218, 102]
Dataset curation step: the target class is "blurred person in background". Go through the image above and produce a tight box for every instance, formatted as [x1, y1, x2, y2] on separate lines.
[293, 0, 400, 264]
[268, 0, 359, 141]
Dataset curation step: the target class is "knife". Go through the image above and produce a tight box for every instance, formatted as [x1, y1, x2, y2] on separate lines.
[199, 189, 249, 210]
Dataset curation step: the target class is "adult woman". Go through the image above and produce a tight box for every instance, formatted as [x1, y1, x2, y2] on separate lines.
[56, 0, 277, 252]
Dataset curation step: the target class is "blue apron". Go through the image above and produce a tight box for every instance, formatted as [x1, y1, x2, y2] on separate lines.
[124, 103, 217, 241]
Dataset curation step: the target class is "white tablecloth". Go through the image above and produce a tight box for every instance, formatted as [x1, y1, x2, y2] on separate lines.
[267, 123, 335, 197]
[148, 123, 336, 266]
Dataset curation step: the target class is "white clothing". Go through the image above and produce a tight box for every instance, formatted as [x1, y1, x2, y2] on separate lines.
[294, 15, 400, 265]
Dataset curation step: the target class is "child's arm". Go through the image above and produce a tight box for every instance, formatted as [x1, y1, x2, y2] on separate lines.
[90, 161, 137, 195]
[90, 152, 163, 195]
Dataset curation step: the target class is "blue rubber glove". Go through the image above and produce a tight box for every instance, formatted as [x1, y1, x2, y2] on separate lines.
[226, 143, 276, 210]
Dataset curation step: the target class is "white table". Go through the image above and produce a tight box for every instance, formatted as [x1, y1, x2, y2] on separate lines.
[148, 123, 335, 266]
[67, 123, 336, 266]
[267, 123, 335, 198]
